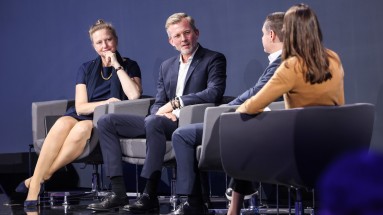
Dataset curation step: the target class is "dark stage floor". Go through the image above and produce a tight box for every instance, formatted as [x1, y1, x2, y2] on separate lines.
[1, 190, 232, 215]
[0, 185, 315, 215]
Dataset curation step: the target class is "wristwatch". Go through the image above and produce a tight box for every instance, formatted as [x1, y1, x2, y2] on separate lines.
[115, 66, 123, 72]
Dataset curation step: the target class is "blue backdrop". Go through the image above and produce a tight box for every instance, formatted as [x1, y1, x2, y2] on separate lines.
[1, 0, 382, 153]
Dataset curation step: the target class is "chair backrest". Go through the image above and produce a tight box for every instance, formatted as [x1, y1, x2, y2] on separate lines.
[32, 100, 70, 150]
[220, 103, 375, 189]
[197, 101, 285, 172]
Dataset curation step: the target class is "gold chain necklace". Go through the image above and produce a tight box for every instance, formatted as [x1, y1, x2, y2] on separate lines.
[100, 69, 113, 80]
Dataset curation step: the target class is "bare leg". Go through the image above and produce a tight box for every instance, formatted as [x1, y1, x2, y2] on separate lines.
[227, 191, 244, 215]
[45, 120, 92, 179]
[26, 116, 77, 201]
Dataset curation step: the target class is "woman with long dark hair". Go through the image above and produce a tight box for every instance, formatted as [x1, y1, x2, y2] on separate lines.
[228, 4, 345, 215]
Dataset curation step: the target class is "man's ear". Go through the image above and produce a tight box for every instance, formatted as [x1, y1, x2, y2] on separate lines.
[194, 29, 200, 38]
[168, 37, 174, 46]
[270, 30, 275, 41]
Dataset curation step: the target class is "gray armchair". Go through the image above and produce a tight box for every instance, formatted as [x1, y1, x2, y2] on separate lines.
[195, 101, 284, 213]
[108, 98, 217, 209]
[197, 101, 285, 171]
[219, 103, 375, 214]
[31, 99, 108, 204]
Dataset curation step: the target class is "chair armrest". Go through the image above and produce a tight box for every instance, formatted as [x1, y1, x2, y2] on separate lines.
[32, 99, 70, 145]
[178, 103, 216, 127]
[108, 98, 155, 116]
[197, 105, 239, 171]
[93, 104, 108, 127]
[267, 101, 285, 110]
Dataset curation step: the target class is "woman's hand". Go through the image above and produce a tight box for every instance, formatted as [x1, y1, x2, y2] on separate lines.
[75, 85, 122, 115]
[105, 97, 121, 104]
[104, 51, 120, 68]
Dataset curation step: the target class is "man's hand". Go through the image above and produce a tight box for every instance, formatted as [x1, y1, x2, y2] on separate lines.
[157, 112, 177, 121]
[156, 102, 173, 115]
[156, 102, 177, 121]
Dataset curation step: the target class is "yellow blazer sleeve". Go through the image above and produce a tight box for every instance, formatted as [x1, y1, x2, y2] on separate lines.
[236, 61, 296, 114]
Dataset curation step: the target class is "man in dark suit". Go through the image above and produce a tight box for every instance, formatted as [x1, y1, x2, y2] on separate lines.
[168, 12, 284, 215]
[87, 12, 226, 212]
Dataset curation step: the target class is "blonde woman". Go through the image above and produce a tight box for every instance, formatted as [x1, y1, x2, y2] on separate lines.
[20, 19, 142, 208]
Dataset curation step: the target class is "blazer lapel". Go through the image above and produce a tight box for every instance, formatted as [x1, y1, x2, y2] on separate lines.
[185, 46, 204, 84]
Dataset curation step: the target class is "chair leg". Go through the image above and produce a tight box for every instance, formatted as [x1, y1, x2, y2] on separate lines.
[258, 182, 264, 207]
[135, 164, 139, 198]
[248, 192, 258, 210]
[226, 174, 231, 209]
[169, 166, 179, 211]
[276, 184, 279, 215]
[63, 195, 69, 206]
[288, 186, 292, 214]
[294, 188, 304, 215]
[200, 172, 211, 208]
[311, 189, 315, 210]
[91, 164, 100, 193]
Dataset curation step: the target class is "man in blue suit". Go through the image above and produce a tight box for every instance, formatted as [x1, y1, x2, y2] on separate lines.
[87, 12, 226, 212]
[169, 12, 284, 215]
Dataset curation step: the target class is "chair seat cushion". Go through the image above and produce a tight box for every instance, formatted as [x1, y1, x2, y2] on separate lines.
[120, 138, 175, 164]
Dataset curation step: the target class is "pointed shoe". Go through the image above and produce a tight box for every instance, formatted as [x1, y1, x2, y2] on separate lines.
[15, 181, 44, 194]
[15, 180, 29, 193]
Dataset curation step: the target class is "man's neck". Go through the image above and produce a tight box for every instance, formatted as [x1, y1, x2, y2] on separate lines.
[180, 45, 199, 63]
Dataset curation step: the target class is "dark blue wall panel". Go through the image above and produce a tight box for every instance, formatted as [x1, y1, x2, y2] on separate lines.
[1, 0, 382, 153]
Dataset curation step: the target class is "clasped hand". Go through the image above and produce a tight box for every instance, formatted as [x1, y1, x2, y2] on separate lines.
[156, 102, 177, 121]
[104, 51, 119, 68]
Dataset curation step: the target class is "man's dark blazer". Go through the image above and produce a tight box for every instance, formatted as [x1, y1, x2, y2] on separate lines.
[229, 55, 282, 105]
[150, 44, 227, 114]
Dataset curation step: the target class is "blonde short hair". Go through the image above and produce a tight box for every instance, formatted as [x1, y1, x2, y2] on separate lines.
[165, 13, 197, 37]
[88, 19, 118, 43]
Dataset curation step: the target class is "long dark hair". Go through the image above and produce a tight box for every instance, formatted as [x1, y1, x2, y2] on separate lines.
[282, 3, 332, 84]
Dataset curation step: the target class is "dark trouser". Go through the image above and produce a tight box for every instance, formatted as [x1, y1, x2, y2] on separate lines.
[141, 114, 178, 179]
[97, 113, 177, 179]
[172, 123, 204, 195]
[98, 113, 145, 177]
